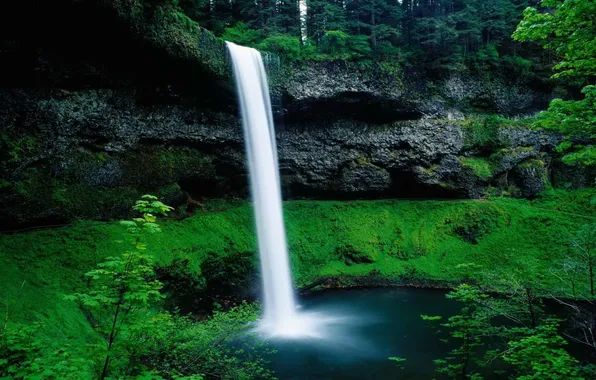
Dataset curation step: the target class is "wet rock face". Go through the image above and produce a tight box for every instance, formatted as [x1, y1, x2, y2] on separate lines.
[337, 164, 392, 194]
[275, 61, 554, 121]
[0, 4, 588, 227]
[0, 85, 565, 229]
[513, 163, 549, 198]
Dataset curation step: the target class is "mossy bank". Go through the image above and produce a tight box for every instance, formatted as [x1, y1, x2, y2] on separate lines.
[1, 189, 594, 347]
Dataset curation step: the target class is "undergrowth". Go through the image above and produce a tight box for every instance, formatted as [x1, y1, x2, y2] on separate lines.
[0, 189, 594, 348]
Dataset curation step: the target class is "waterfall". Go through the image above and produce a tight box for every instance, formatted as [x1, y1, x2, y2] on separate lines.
[226, 42, 298, 335]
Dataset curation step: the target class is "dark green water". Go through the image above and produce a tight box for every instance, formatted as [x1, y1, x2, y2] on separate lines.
[266, 288, 460, 379]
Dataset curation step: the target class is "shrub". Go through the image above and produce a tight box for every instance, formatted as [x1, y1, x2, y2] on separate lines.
[319, 30, 349, 55]
[257, 35, 302, 61]
[318, 31, 372, 59]
[147, 303, 274, 379]
[221, 23, 263, 47]
[346, 34, 372, 58]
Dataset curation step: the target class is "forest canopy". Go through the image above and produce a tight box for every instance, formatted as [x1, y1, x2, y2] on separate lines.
[181, 0, 545, 72]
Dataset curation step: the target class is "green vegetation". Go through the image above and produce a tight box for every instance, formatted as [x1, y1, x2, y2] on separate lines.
[66, 196, 173, 379]
[460, 157, 493, 179]
[413, 284, 596, 379]
[460, 114, 532, 152]
[1, 197, 272, 379]
[514, 0, 596, 167]
[1, 189, 595, 378]
[182, 0, 545, 74]
[0, 146, 218, 226]
[2, 190, 594, 326]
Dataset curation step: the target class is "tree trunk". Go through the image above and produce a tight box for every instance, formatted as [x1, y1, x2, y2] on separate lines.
[101, 294, 124, 380]
[525, 287, 537, 328]
[590, 261, 594, 298]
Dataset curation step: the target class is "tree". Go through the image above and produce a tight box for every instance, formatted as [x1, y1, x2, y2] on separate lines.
[307, 0, 347, 43]
[503, 319, 583, 380]
[482, 269, 544, 328]
[422, 284, 493, 379]
[548, 224, 596, 354]
[67, 195, 174, 379]
[513, 0, 596, 166]
[539, 86, 596, 166]
[413, 282, 588, 379]
[570, 224, 596, 298]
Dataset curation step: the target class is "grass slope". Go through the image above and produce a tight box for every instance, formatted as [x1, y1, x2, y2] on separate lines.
[1, 189, 594, 346]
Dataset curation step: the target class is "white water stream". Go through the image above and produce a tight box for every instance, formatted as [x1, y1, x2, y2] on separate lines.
[227, 42, 303, 337]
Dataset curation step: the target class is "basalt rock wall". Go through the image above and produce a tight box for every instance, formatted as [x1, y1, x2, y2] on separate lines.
[0, 0, 591, 228]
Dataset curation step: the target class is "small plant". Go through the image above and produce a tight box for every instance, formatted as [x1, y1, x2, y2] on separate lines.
[0, 323, 91, 379]
[388, 356, 406, 370]
[66, 195, 174, 379]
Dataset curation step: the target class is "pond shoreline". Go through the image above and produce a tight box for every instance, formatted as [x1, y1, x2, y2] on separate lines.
[298, 272, 458, 296]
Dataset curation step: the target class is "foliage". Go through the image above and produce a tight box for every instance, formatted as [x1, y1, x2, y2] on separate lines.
[315, 31, 373, 59]
[257, 35, 302, 61]
[3, 188, 596, 377]
[459, 158, 493, 179]
[417, 283, 584, 379]
[0, 323, 93, 379]
[429, 284, 492, 379]
[319, 30, 349, 55]
[461, 115, 516, 152]
[0, 191, 594, 377]
[514, 0, 596, 167]
[568, 223, 596, 297]
[536, 86, 596, 166]
[148, 303, 274, 379]
[195, 0, 544, 73]
[0, 194, 278, 379]
[502, 319, 582, 380]
[221, 23, 263, 47]
[388, 356, 406, 370]
[513, 0, 596, 81]
[66, 195, 174, 378]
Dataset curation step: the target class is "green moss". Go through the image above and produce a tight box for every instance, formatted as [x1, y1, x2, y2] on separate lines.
[105, 0, 229, 78]
[489, 146, 535, 166]
[518, 158, 545, 169]
[459, 157, 493, 178]
[122, 145, 216, 188]
[460, 115, 501, 151]
[0, 150, 138, 224]
[530, 188, 596, 216]
[460, 115, 535, 152]
[439, 203, 506, 243]
[2, 189, 594, 349]
[0, 133, 39, 166]
[1, 146, 219, 224]
[423, 165, 441, 174]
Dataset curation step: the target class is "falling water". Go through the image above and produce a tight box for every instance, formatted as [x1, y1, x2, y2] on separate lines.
[226, 42, 298, 336]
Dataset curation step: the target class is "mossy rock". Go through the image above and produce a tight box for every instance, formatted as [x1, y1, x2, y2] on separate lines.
[513, 159, 548, 198]
[335, 244, 376, 265]
[459, 157, 493, 179]
[0, 141, 241, 229]
[440, 203, 507, 244]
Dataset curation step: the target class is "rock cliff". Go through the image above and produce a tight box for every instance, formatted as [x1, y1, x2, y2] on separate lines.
[0, 0, 591, 228]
